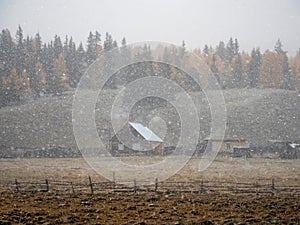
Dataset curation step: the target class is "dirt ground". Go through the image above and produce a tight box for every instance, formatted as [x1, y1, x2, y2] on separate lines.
[0, 191, 299, 225]
[0, 157, 299, 224]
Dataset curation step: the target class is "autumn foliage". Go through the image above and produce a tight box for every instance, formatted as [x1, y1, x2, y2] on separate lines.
[1, 26, 300, 107]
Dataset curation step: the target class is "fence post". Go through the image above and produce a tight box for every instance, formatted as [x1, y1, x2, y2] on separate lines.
[154, 178, 158, 193]
[271, 178, 275, 194]
[235, 182, 237, 194]
[198, 180, 203, 194]
[15, 179, 19, 192]
[88, 176, 94, 195]
[45, 179, 49, 192]
[133, 179, 137, 193]
[255, 181, 258, 196]
[112, 172, 116, 189]
[199, 180, 204, 194]
[71, 182, 75, 195]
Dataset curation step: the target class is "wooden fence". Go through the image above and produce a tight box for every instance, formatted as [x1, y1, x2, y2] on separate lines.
[0, 177, 300, 196]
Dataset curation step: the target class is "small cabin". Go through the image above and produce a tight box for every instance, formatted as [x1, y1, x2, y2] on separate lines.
[110, 122, 163, 156]
[204, 123, 249, 155]
[205, 138, 249, 154]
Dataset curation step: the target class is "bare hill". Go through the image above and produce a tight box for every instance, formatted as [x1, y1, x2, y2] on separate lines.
[0, 89, 299, 153]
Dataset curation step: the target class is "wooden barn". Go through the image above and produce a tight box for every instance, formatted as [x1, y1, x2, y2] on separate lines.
[109, 122, 163, 156]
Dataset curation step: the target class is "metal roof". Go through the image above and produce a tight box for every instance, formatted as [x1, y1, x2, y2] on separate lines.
[129, 122, 163, 142]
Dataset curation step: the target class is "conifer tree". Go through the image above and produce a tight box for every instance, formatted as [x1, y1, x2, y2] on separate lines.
[216, 41, 226, 61]
[226, 37, 234, 63]
[233, 38, 239, 55]
[120, 37, 131, 65]
[274, 40, 293, 89]
[247, 48, 261, 88]
[232, 54, 243, 88]
[203, 45, 209, 56]
[211, 54, 221, 86]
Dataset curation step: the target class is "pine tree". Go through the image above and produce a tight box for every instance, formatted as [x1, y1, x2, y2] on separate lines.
[63, 35, 69, 55]
[33, 32, 42, 61]
[274, 39, 284, 54]
[226, 37, 234, 63]
[15, 25, 26, 73]
[281, 52, 292, 89]
[247, 48, 261, 88]
[104, 32, 113, 52]
[86, 32, 96, 64]
[41, 42, 55, 89]
[120, 37, 131, 65]
[53, 35, 63, 58]
[113, 40, 118, 48]
[64, 36, 78, 88]
[86, 31, 102, 64]
[15, 25, 23, 48]
[233, 38, 239, 55]
[203, 45, 209, 56]
[95, 31, 102, 56]
[180, 40, 186, 59]
[216, 41, 226, 61]
[274, 40, 293, 89]
[232, 54, 243, 88]
[77, 42, 86, 67]
[211, 54, 221, 86]
[24, 36, 37, 93]
[0, 29, 15, 85]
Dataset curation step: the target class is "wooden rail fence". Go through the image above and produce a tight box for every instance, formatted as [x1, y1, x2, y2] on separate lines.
[0, 177, 299, 196]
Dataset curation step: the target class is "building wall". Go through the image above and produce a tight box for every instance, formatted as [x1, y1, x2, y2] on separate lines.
[209, 140, 247, 153]
[110, 136, 163, 155]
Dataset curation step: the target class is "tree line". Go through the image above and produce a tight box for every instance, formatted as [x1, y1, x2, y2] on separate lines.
[198, 38, 300, 90]
[1, 26, 300, 107]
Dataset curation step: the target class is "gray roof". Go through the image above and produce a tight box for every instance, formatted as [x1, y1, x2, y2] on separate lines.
[129, 122, 163, 142]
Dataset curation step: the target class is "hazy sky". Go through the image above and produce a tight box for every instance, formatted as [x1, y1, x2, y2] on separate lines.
[1, 0, 300, 55]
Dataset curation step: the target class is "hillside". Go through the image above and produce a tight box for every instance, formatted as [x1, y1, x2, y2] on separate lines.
[0, 89, 299, 153]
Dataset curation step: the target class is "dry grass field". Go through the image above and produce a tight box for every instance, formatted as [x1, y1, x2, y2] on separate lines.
[0, 156, 299, 184]
[0, 157, 299, 224]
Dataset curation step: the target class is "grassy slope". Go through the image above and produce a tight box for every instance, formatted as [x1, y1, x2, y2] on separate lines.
[0, 88, 299, 150]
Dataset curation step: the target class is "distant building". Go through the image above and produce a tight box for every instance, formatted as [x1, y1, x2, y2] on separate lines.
[268, 140, 300, 159]
[204, 124, 249, 155]
[233, 146, 252, 158]
[205, 138, 248, 153]
[283, 143, 300, 159]
[110, 122, 163, 156]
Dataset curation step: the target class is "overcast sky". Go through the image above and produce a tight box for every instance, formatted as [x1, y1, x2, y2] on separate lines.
[1, 0, 300, 55]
